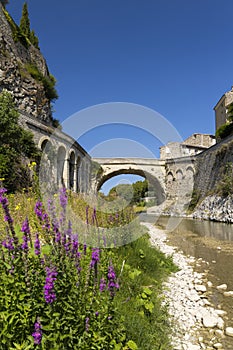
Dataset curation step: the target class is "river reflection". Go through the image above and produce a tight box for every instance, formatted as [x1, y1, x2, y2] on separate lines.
[139, 214, 233, 242]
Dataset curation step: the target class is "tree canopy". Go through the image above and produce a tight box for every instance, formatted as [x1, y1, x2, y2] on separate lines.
[108, 180, 148, 204]
[0, 0, 9, 7]
[19, 2, 39, 49]
[0, 90, 40, 192]
[19, 2, 30, 38]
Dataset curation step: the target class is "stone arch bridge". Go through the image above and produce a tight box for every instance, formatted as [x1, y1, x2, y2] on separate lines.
[19, 111, 196, 201]
[92, 157, 195, 203]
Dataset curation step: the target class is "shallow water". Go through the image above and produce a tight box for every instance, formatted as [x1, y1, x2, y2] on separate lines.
[140, 214, 233, 349]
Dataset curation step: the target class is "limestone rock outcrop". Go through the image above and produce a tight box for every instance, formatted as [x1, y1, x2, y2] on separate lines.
[0, 4, 53, 124]
[193, 195, 233, 223]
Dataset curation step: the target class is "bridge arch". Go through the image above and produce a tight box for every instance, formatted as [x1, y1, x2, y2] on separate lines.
[68, 150, 76, 190]
[97, 168, 166, 205]
[57, 145, 66, 187]
[38, 136, 52, 151]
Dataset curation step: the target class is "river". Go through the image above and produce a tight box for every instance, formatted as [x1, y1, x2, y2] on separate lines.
[140, 214, 233, 349]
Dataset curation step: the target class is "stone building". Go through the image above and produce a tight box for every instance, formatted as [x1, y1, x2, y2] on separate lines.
[160, 133, 216, 160]
[214, 86, 233, 131]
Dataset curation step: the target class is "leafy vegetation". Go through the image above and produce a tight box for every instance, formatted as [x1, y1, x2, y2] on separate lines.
[216, 102, 233, 140]
[216, 162, 233, 197]
[187, 189, 201, 212]
[25, 64, 58, 101]
[108, 180, 148, 205]
[91, 161, 103, 179]
[2, 6, 30, 48]
[0, 90, 40, 192]
[215, 122, 233, 140]
[0, 0, 9, 7]
[19, 2, 30, 39]
[0, 188, 177, 349]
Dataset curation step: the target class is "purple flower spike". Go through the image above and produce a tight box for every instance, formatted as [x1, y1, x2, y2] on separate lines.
[0, 188, 14, 226]
[2, 238, 14, 251]
[85, 317, 90, 332]
[107, 264, 119, 297]
[59, 187, 67, 209]
[21, 218, 30, 252]
[34, 233, 41, 256]
[44, 266, 58, 304]
[99, 277, 106, 292]
[32, 320, 42, 345]
[35, 201, 43, 219]
[90, 248, 100, 268]
[21, 235, 28, 251]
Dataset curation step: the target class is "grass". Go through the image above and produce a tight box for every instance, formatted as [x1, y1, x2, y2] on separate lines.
[0, 190, 178, 349]
[113, 228, 178, 349]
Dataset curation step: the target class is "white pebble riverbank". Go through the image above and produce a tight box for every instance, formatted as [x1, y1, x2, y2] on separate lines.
[142, 222, 228, 350]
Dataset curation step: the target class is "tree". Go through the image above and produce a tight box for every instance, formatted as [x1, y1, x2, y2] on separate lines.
[30, 29, 39, 49]
[132, 180, 148, 203]
[0, 90, 40, 192]
[0, 0, 9, 7]
[19, 2, 30, 38]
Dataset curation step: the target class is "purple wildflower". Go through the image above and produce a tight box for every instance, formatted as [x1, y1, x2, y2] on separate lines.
[85, 317, 90, 332]
[90, 248, 100, 268]
[34, 233, 41, 256]
[99, 277, 106, 292]
[55, 230, 61, 243]
[59, 187, 67, 209]
[2, 237, 14, 251]
[95, 311, 99, 317]
[32, 320, 42, 345]
[21, 218, 30, 252]
[42, 213, 50, 231]
[44, 266, 58, 304]
[0, 188, 16, 241]
[34, 201, 43, 219]
[107, 264, 119, 297]
[0, 188, 7, 196]
[83, 243, 87, 255]
[48, 198, 60, 241]
[71, 234, 79, 253]
[21, 235, 28, 251]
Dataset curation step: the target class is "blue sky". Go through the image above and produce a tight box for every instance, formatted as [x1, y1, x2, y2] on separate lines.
[7, 0, 233, 193]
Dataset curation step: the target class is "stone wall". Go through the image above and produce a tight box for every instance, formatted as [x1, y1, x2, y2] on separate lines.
[0, 5, 53, 123]
[193, 134, 233, 198]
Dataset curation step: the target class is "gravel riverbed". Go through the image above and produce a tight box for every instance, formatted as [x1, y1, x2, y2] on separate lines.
[142, 222, 232, 350]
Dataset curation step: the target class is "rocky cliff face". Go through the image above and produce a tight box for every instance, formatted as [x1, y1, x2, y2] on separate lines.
[193, 195, 233, 223]
[0, 5, 53, 124]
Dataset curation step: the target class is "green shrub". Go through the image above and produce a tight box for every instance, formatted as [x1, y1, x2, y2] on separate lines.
[25, 64, 58, 101]
[215, 122, 233, 140]
[216, 162, 233, 197]
[187, 189, 201, 212]
[0, 90, 40, 192]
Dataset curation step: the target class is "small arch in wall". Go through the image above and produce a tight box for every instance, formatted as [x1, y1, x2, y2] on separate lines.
[176, 169, 183, 180]
[57, 145, 66, 187]
[69, 150, 76, 190]
[186, 166, 195, 179]
[76, 156, 81, 192]
[167, 171, 174, 182]
[38, 137, 51, 151]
